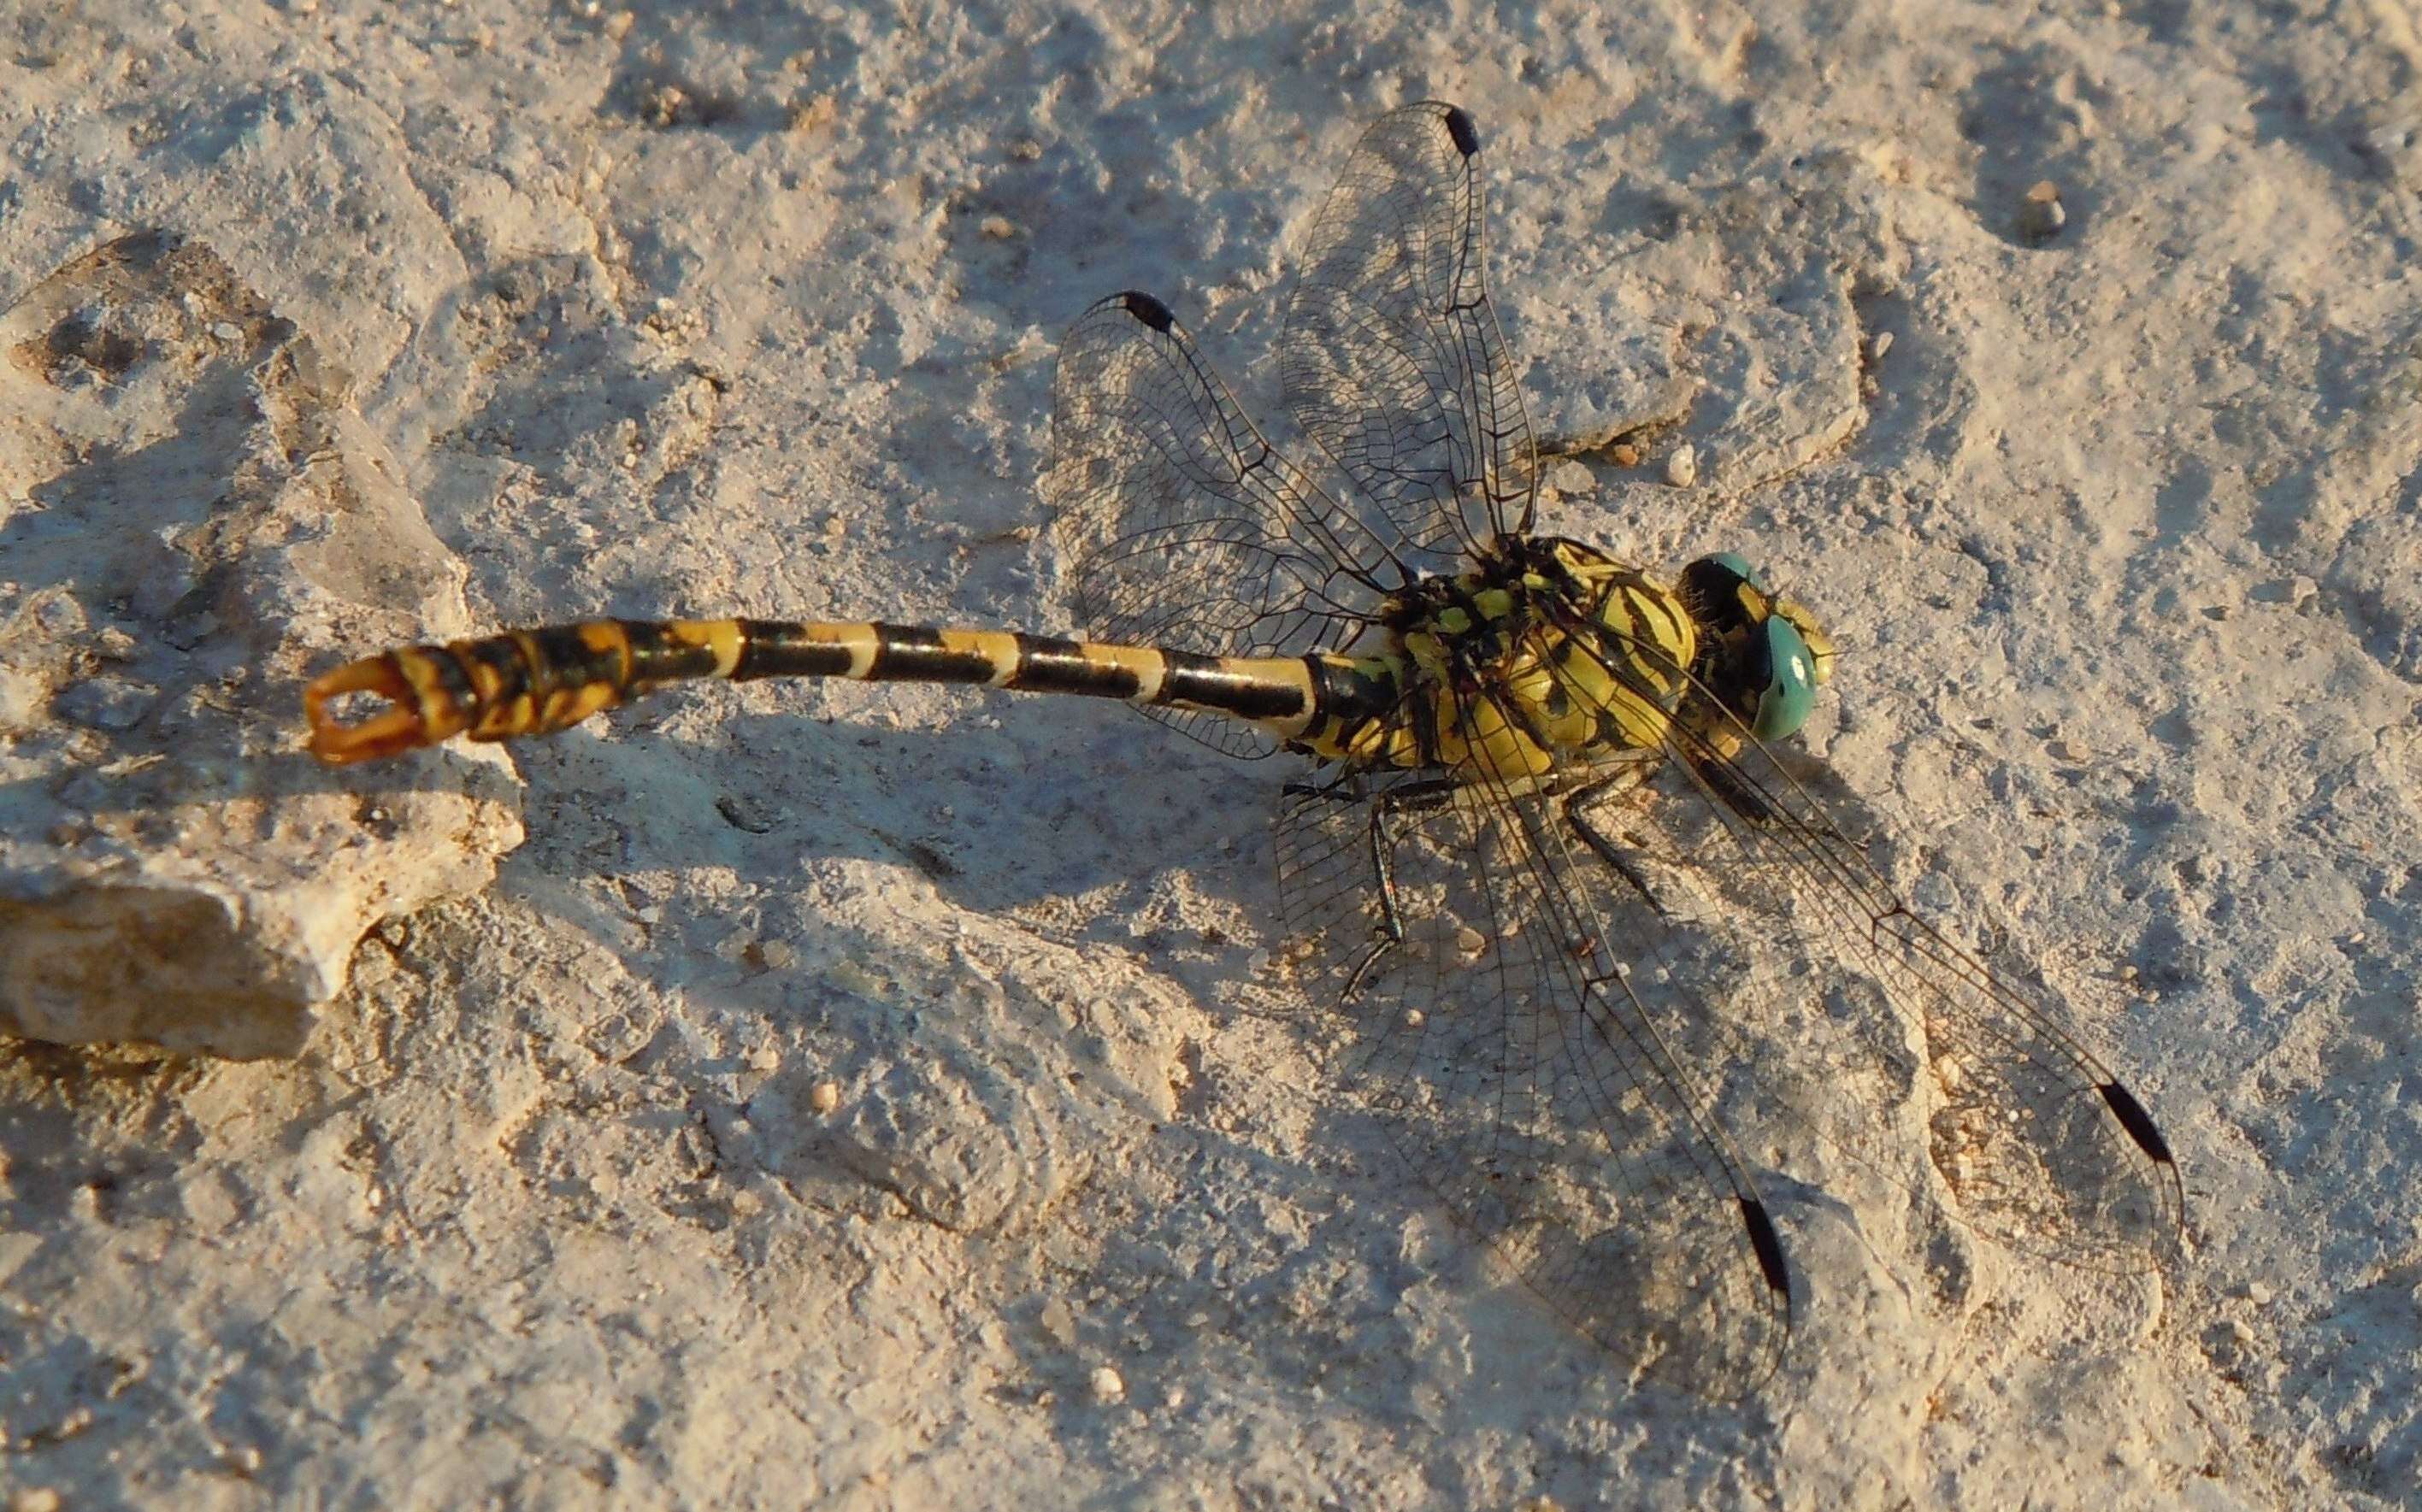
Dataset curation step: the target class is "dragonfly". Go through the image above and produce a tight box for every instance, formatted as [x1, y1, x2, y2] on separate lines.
[303, 102, 2184, 1397]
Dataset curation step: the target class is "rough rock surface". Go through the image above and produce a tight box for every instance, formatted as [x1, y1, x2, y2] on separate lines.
[0, 231, 521, 1057]
[1, 1, 2418, 1508]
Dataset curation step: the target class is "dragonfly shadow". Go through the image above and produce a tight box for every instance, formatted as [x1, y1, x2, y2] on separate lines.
[972, 1075, 1789, 1449]
[705, 703, 1285, 909]
[447, 697, 1295, 950]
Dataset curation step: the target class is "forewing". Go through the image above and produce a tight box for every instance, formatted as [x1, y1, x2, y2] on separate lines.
[1042, 292, 1390, 758]
[1274, 757, 1792, 1398]
[1531, 614, 2186, 1270]
[1667, 718, 2186, 1269]
[1282, 102, 1537, 562]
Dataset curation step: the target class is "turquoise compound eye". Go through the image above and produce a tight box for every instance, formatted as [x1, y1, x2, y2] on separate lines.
[1751, 616, 1818, 740]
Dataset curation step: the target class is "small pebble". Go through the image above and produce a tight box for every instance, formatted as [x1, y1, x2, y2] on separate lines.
[641, 84, 693, 128]
[1089, 1364, 1126, 1405]
[808, 1080, 841, 1115]
[14, 1489, 65, 1512]
[1402, 1009, 1426, 1029]
[2359, 124, 2415, 163]
[1547, 460, 1594, 496]
[55, 675, 153, 731]
[1039, 1299, 1077, 1344]
[1609, 441, 1641, 468]
[980, 215, 1016, 239]
[32, 594, 84, 637]
[785, 97, 835, 133]
[1455, 925, 1486, 955]
[0, 668, 46, 732]
[210, 321, 242, 341]
[1868, 330, 1895, 362]
[1663, 443, 1699, 488]
[2019, 179, 2066, 240]
[1912, 873, 1959, 915]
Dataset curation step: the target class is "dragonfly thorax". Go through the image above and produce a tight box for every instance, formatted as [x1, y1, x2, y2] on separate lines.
[1299, 538, 1842, 781]
[1300, 539, 1704, 781]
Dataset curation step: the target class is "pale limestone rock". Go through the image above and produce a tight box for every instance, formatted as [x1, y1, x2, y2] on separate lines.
[0, 232, 519, 1058]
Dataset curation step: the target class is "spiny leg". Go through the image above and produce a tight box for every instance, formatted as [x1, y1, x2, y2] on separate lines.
[1678, 727, 1780, 827]
[1563, 769, 1675, 920]
[1282, 774, 1464, 1000]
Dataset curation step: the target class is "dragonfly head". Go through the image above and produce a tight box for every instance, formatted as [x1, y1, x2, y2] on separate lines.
[1681, 551, 1836, 743]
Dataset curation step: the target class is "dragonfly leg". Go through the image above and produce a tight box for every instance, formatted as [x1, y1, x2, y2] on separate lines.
[1694, 760, 1778, 826]
[1338, 775, 1460, 999]
[1563, 773, 1675, 920]
[1678, 728, 1780, 827]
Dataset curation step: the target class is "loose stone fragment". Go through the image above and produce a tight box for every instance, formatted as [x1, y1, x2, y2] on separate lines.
[0, 230, 519, 1058]
[2020, 180, 2066, 241]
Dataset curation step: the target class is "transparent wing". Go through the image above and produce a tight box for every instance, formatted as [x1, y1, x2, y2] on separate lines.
[1282, 102, 1537, 564]
[1535, 618, 2185, 1271]
[1274, 748, 1792, 1398]
[1678, 724, 2183, 1268]
[1041, 291, 1394, 759]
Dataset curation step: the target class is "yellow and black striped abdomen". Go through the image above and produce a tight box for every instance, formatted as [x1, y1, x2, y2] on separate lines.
[303, 618, 1369, 765]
